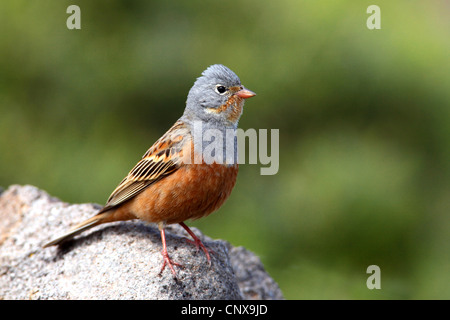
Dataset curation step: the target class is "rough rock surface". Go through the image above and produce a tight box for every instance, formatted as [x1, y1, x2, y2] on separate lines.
[0, 185, 283, 300]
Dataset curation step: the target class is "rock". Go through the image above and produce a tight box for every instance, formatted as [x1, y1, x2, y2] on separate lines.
[0, 185, 283, 300]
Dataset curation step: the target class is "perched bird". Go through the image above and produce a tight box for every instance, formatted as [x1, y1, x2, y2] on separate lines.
[44, 64, 256, 277]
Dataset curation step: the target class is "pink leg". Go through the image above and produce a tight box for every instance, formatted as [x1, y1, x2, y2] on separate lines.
[159, 227, 183, 277]
[179, 222, 214, 266]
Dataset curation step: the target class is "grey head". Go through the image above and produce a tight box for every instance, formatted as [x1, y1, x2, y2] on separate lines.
[182, 64, 255, 129]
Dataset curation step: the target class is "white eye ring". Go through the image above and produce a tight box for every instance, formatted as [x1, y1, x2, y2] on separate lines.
[215, 84, 228, 95]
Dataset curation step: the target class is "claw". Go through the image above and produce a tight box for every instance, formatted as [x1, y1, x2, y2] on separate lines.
[179, 222, 215, 266]
[159, 249, 183, 278]
[158, 226, 183, 278]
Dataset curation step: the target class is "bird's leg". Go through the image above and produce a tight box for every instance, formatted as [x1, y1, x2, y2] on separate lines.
[158, 225, 183, 277]
[179, 222, 215, 266]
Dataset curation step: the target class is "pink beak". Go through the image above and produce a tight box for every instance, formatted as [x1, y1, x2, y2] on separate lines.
[235, 87, 256, 99]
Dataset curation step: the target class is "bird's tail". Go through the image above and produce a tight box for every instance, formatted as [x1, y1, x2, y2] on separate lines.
[43, 211, 115, 248]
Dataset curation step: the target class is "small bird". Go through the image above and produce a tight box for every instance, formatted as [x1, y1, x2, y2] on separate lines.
[44, 64, 255, 277]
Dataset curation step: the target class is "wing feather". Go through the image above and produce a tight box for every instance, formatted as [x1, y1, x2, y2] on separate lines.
[101, 120, 189, 211]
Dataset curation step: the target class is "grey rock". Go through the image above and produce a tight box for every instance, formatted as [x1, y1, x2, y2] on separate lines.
[0, 185, 283, 300]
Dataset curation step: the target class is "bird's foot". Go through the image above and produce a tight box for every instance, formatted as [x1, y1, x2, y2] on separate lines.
[179, 222, 215, 266]
[159, 249, 183, 278]
[185, 237, 215, 266]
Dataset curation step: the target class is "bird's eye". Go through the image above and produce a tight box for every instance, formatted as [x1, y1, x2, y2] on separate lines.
[215, 85, 227, 95]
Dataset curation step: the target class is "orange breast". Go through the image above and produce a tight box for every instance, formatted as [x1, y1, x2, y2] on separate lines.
[126, 162, 239, 225]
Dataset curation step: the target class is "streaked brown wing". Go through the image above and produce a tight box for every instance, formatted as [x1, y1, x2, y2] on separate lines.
[100, 120, 189, 211]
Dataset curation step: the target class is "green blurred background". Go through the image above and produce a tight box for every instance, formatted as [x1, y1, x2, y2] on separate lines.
[1, 0, 449, 299]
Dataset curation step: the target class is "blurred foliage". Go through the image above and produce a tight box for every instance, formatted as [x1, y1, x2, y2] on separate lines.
[1, 0, 449, 299]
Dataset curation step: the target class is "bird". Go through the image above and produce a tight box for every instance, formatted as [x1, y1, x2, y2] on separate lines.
[43, 64, 256, 278]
